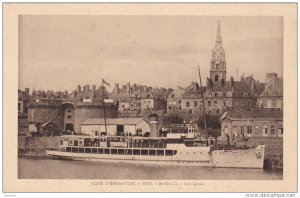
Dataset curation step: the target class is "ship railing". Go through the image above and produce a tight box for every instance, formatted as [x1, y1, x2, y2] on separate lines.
[62, 145, 177, 156]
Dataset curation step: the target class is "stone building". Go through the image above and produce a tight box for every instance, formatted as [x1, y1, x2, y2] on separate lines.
[18, 88, 31, 114]
[181, 83, 206, 114]
[203, 20, 265, 115]
[18, 89, 31, 135]
[257, 73, 283, 109]
[129, 93, 142, 112]
[110, 93, 131, 111]
[141, 91, 167, 111]
[167, 87, 186, 113]
[220, 110, 283, 138]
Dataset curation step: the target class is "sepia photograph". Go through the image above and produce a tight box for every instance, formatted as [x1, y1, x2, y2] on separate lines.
[3, 3, 297, 193]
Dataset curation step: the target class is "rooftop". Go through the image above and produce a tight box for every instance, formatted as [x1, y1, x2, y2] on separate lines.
[81, 118, 148, 125]
[221, 110, 283, 120]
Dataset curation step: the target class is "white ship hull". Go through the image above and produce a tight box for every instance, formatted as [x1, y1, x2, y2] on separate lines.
[46, 144, 265, 169]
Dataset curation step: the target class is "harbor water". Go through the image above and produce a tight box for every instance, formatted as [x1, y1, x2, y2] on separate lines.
[18, 157, 283, 180]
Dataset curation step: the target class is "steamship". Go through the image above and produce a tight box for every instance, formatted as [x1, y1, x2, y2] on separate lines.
[46, 123, 265, 169]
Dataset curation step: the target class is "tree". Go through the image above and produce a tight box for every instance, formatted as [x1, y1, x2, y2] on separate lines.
[163, 114, 184, 125]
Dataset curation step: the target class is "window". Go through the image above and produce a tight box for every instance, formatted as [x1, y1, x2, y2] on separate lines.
[215, 93, 218, 97]
[223, 92, 226, 97]
[262, 127, 268, 136]
[214, 101, 218, 107]
[241, 126, 245, 136]
[215, 75, 219, 81]
[67, 115, 72, 119]
[186, 102, 190, 107]
[271, 126, 275, 135]
[247, 126, 252, 135]
[194, 101, 197, 107]
[67, 109, 71, 113]
[208, 101, 211, 107]
[272, 100, 276, 108]
[232, 126, 238, 136]
[18, 103, 21, 111]
[278, 127, 283, 136]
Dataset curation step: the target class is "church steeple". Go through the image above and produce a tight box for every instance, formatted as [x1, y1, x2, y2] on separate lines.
[210, 19, 226, 83]
[216, 20, 222, 44]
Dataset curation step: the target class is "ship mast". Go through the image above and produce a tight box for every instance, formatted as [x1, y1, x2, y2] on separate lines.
[198, 65, 207, 135]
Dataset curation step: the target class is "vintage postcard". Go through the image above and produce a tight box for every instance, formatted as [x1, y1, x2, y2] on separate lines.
[3, 3, 297, 193]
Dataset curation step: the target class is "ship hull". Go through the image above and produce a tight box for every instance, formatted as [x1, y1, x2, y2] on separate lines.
[46, 145, 265, 169]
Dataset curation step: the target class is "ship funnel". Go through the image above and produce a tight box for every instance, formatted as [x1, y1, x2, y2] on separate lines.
[149, 114, 159, 137]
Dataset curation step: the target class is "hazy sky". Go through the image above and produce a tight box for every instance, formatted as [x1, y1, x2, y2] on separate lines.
[19, 15, 283, 92]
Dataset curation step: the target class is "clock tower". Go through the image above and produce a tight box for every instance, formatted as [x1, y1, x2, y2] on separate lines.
[210, 20, 226, 82]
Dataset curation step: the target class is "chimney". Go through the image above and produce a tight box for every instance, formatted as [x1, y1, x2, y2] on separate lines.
[230, 76, 234, 87]
[194, 82, 199, 91]
[206, 78, 212, 90]
[251, 83, 255, 91]
[77, 85, 81, 93]
[92, 84, 96, 92]
[115, 83, 119, 94]
[25, 88, 29, 95]
[127, 82, 131, 94]
[265, 73, 278, 89]
[149, 114, 159, 137]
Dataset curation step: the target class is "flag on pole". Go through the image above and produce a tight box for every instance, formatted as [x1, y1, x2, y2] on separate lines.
[102, 79, 110, 87]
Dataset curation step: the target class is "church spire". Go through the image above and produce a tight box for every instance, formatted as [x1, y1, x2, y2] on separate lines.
[215, 19, 222, 44]
[210, 19, 226, 83]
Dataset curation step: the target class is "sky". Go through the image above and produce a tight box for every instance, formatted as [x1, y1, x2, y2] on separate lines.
[19, 15, 283, 92]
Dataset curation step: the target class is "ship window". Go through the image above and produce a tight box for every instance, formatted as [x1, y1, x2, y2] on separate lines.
[118, 149, 125, 155]
[149, 150, 156, 156]
[165, 150, 173, 156]
[157, 150, 164, 156]
[126, 149, 132, 155]
[92, 148, 97, 154]
[111, 149, 117, 154]
[104, 149, 110, 154]
[133, 149, 140, 155]
[73, 147, 78, 153]
[69, 140, 74, 146]
[98, 148, 104, 154]
[79, 148, 84, 153]
[66, 147, 71, 152]
[141, 150, 148, 155]
[85, 148, 91, 153]
[78, 140, 84, 147]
